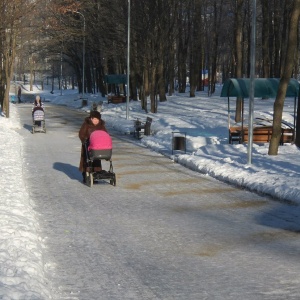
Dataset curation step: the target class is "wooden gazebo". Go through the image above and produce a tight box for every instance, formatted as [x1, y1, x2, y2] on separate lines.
[220, 78, 299, 144]
[104, 74, 127, 104]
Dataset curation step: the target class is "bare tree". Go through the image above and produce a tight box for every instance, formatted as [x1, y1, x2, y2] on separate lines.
[268, 0, 300, 155]
[177, 0, 192, 94]
[189, 0, 203, 97]
[6, 0, 300, 119]
[0, 0, 37, 117]
[260, 0, 270, 77]
[234, 0, 245, 123]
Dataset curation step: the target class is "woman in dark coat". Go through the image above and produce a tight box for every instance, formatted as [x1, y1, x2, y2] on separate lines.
[78, 111, 107, 182]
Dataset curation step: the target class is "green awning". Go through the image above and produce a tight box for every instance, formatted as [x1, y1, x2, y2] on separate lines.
[220, 78, 299, 98]
[104, 74, 127, 84]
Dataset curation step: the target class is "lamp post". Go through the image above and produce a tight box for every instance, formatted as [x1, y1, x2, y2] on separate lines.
[247, 0, 257, 164]
[60, 43, 63, 96]
[126, 0, 130, 119]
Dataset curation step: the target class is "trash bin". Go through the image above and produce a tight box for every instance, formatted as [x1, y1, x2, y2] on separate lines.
[173, 136, 185, 150]
[81, 98, 88, 107]
[172, 132, 186, 154]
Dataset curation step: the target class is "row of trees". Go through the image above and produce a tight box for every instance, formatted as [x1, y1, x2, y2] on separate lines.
[1, 0, 300, 153]
[0, 0, 35, 117]
[14, 0, 299, 108]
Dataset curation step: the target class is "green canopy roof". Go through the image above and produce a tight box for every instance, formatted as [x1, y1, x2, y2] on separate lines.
[104, 74, 127, 84]
[220, 78, 299, 98]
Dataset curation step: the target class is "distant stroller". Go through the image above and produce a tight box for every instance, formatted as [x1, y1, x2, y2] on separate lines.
[84, 130, 116, 187]
[32, 106, 46, 134]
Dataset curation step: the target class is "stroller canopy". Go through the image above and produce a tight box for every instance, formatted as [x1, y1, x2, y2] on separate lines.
[89, 130, 112, 150]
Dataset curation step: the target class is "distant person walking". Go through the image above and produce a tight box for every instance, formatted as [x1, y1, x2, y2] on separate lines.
[17, 86, 22, 103]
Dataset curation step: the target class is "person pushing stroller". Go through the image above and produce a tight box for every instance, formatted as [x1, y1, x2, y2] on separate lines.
[32, 95, 44, 111]
[32, 95, 44, 122]
[78, 111, 107, 183]
[32, 95, 46, 133]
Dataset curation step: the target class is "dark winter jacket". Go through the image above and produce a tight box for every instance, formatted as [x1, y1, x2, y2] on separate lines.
[78, 116, 107, 172]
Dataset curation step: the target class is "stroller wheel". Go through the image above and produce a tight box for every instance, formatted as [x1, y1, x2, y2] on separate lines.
[110, 175, 116, 186]
[86, 172, 93, 187]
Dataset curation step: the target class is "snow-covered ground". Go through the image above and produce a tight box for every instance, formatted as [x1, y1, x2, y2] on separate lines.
[0, 104, 52, 299]
[1, 82, 299, 298]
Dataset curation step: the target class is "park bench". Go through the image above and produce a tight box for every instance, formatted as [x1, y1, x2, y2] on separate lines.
[107, 95, 125, 104]
[229, 126, 294, 145]
[242, 126, 273, 143]
[229, 126, 243, 144]
[133, 117, 152, 139]
[279, 128, 294, 145]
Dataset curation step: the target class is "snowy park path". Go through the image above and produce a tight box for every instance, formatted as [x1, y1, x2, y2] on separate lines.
[16, 103, 300, 300]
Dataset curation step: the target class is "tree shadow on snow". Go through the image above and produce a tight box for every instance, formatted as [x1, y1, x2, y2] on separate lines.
[255, 201, 300, 233]
[253, 201, 300, 258]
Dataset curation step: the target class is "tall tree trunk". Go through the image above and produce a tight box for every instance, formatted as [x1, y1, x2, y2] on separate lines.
[273, 0, 284, 77]
[3, 26, 17, 117]
[261, 0, 270, 77]
[150, 67, 157, 113]
[130, 42, 138, 101]
[158, 62, 166, 102]
[209, 1, 223, 95]
[177, 1, 190, 93]
[279, 4, 289, 76]
[269, 0, 300, 155]
[141, 60, 149, 112]
[168, 42, 175, 96]
[189, 0, 202, 97]
[234, 0, 244, 123]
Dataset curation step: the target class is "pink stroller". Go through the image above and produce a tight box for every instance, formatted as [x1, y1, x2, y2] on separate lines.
[84, 130, 116, 187]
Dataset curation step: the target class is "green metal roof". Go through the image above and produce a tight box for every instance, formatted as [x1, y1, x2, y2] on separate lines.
[104, 74, 127, 84]
[220, 78, 299, 98]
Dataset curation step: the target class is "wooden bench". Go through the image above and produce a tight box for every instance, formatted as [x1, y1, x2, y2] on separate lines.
[280, 128, 294, 145]
[229, 127, 242, 144]
[133, 117, 152, 139]
[229, 126, 294, 145]
[107, 95, 125, 104]
[243, 126, 273, 143]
